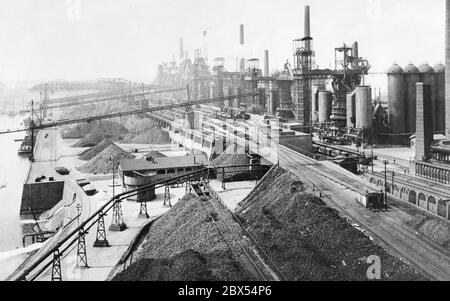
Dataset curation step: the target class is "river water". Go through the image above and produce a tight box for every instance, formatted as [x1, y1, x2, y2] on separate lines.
[0, 114, 31, 253]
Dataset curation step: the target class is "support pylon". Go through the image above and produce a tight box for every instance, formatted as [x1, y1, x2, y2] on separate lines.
[93, 211, 110, 248]
[163, 186, 172, 207]
[109, 200, 127, 232]
[76, 229, 88, 268]
[51, 249, 62, 281]
[138, 191, 149, 219]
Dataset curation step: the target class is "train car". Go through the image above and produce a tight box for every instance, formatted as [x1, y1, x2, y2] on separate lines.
[356, 191, 384, 209]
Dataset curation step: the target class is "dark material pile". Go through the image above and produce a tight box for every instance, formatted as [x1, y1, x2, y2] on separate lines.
[79, 139, 113, 161]
[211, 148, 251, 181]
[112, 194, 251, 281]
[120, 121, 171, 144]
[113, 250, 248, 281]
[63, 121, 127, 142]
[144, 150, 167, 159]
[78, 143, 134, 174]
[237, 166, 427, 281]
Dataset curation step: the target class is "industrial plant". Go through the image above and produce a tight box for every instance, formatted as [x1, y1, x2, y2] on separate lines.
[0, 0, 448, 284]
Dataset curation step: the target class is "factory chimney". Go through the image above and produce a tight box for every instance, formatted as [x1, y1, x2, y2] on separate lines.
[446, 0, 450, 138]
[416, 83, 433, 161]
[264, 50, 270, 77]
[179, 38, 184, 61]
[304, 5, 311, 51]
[304, 5, 311, 38]
[239, 24, 245, 72]
[240, 24, 245, 45]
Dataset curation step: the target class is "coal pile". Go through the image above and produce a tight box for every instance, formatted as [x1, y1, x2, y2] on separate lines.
[144, 150, 167, 159]
[79, 139, 113, 161]
[113, 250, 249, 281]
[63, 121, 127, 141]
[237, 166, 427, 281]
[113, 194, 251, 281]
[133, 194, 228, 259]
[78, 143, 134, 174]
[211, 148, 250, 181]
[121, 120, 171, 144]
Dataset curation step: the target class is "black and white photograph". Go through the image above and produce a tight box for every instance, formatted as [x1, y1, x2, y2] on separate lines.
[0, 0, 448, 286]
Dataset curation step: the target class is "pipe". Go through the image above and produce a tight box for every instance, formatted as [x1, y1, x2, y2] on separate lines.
[446, 0, 450, 138]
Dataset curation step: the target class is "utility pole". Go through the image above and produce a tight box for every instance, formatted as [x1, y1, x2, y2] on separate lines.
[371, 145, 374, 174]
[383, 160, 388, 211]
[371, 117, 375, 174]
[30, 100, 35, 162]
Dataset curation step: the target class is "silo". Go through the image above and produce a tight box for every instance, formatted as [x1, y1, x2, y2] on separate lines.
[418, 64, 436, 131]
[387, 64, 405, 135]
[318, 91, 332, 122]
[404, 64, 420, 133]
[355, 86, 373, 130]
[434, 63, 446, 132]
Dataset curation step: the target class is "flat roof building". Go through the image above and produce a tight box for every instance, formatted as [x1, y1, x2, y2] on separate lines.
[119, 154, 209, 202]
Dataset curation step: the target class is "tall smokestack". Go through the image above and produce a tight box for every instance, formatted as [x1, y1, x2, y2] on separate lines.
[179, 38, 184, 61]
[304, 6, 311, 38]
[240, 24, 245, 45]
[264, 50, 269, 77]
[202, 30, 208, 62]
[304, 6, 311, 51]
[446, 0, 450, 138]
[416, 83, 433, 161]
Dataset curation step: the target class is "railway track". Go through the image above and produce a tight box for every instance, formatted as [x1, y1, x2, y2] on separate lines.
[279, 147, 450, 281]
[190, 183, 278, 281]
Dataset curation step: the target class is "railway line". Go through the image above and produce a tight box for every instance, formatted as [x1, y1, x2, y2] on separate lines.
[190, 183, 278, 281]
[278, 145, 450, 281]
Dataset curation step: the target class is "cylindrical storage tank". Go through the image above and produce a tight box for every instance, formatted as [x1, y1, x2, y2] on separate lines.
[404, 64, 420, 133]
[355, 86, 373, 130]
[434, 63, 446, 132]
[346, 92, 356, 128]
[387, 64, 405, 135]
[311, 85, 320, 122]
[318, 91, 332, 122]
[418, 63, 436, 130]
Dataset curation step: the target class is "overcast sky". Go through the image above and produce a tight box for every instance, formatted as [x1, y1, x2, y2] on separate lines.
[0, 0, 445, 87]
